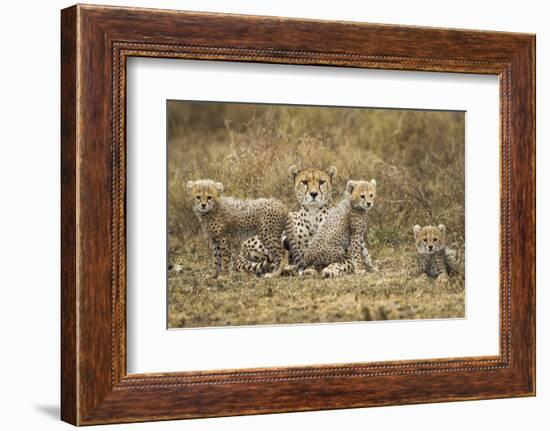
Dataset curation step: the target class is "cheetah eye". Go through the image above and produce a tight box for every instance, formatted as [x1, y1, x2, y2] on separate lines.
[360, 194, 366, 199]
[423, 238, 428, 242]
[195, 196, 201, 200]
[301, 180, 308, 186]
[433, 238, 438, 242]
[319, 180, 326, 186]
[370, 193, 374, 198]
[207, 196, 212, 201]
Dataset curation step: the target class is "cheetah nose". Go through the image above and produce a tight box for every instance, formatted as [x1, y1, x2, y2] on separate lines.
[366, 202, 372, 207]
[201, 203, 207, 208]
[310, 192, 318, 199]
[428, 245, 433, 251]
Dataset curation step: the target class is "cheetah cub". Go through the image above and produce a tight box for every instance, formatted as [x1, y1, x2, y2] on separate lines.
[303, 179, 377, 278]
[187, 179, 288, 279]
[413, 224, 461, 283]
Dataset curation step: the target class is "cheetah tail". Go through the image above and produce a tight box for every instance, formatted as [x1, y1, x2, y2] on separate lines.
[267, 250, 289, 278]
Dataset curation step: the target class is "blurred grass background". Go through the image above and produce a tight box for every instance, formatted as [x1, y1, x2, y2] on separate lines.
[167, 101, 465, 328]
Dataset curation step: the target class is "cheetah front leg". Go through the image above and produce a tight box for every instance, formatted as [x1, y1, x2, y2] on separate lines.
[360, 239, 378, 272]
[349, 233, 367, 274]
[432, 254, 449, 283]
[210, 237, 232, 279]
[208, 238, 223, 278]
[411, 254, 430, 278]
[284, 213, 310, 271]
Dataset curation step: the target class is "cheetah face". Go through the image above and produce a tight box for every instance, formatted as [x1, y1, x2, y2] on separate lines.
[413, 224, 447, 254]
[346, 179, 377, 211]
[186, 179, 223, 214]
[289, 165, 337, 208]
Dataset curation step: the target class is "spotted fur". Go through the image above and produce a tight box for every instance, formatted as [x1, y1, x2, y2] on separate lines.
[304, 179, 377, 278]
[413, 224, 462, 282]
[240, 165, 337, 274]
[187, 179, 288, 278]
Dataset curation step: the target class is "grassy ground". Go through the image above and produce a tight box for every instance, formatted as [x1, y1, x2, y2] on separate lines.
[168, 240, 464, 328]
[167, 102, 465, 328]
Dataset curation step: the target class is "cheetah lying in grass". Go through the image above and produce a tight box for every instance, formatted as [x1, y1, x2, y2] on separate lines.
[412, 224, 463, 283]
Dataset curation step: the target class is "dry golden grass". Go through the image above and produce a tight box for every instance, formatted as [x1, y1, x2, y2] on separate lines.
[168, 241, 464, 328]
[167, 101, 465, 328]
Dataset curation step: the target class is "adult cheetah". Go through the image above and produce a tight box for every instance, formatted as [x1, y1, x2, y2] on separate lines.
[240, 165, 337, 274]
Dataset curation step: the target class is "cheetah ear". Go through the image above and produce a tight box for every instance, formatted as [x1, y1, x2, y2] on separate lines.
[413, 225, 421, 239]
[186, 180, 195, 191]
[346, 180, 356, 195]
[326, 165, 337, 181]
[438, 224, 446, 233]
[370, 179, 377, 188]
[214, 182, 224, 193]
[289, 165, 299, 181]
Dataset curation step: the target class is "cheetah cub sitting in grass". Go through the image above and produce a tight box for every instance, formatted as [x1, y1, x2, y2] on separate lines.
[413, 224, 462, 283]
[303, 179, 377, 278]
[187, 179, 288, 279]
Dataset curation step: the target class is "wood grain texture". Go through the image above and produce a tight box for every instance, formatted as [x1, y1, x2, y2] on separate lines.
[60, 5, 78, 425]
[60, 4, 535, 425]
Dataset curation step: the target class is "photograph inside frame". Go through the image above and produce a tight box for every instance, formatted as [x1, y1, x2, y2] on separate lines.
[167, 100, 465, 328]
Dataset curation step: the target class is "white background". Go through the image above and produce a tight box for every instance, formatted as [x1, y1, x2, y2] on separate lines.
[127, 60, 500, 373]
[0, 0, 547, 430]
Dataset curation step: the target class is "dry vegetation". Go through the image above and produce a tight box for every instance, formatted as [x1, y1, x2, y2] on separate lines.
[167, 101, 465, 328]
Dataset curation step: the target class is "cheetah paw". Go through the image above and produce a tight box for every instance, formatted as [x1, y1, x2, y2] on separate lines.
[301, 267, 318, 277]
[321, 268, 338, 278]
[282, 265, 299, 277]
[436, 274, 449, 284]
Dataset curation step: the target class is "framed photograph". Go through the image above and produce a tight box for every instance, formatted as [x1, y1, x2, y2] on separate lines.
[61, 4, 535, 425]
[165, 101, 466, 329]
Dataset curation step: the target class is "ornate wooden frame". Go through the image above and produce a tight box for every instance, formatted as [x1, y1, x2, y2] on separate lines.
[61, 4, 535, 425]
